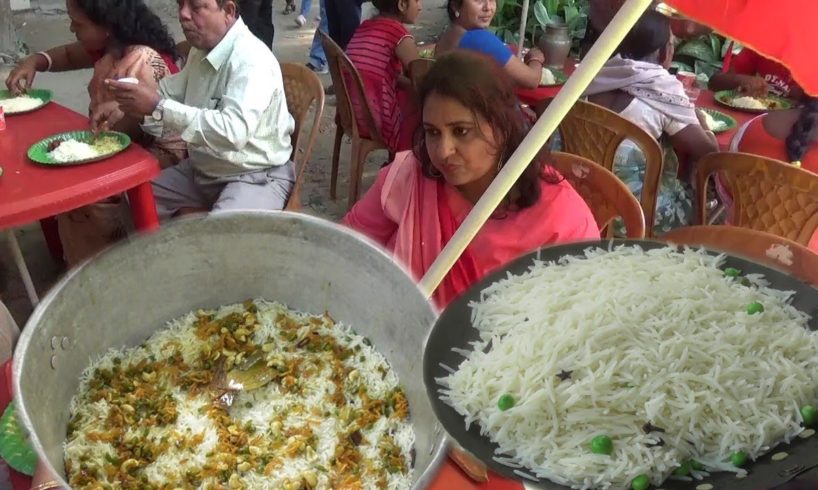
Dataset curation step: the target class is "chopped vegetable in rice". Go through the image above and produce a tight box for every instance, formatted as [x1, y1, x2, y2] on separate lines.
[438, 246, 818, 489]
[65, 300, 415, 490]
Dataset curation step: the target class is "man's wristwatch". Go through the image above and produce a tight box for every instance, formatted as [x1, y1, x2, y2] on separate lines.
[151, 99, 166, 121]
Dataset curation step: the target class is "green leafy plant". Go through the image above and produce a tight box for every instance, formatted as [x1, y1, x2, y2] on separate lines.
[672, 33, 741, 82]
[492, 0, 589, 50]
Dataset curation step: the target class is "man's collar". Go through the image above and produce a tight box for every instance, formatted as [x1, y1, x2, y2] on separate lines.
[205, 18, 246, 70]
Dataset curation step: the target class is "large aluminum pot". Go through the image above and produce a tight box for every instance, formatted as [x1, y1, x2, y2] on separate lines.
[13, 211, 447, 488]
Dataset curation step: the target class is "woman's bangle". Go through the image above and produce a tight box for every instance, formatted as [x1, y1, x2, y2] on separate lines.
[30, 481, 62, 490]
[35, 51, 53, 72]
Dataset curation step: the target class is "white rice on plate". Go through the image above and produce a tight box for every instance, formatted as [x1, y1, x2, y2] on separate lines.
[48, 140, 100, 162]
[0, 95, 42, 113]
[437, 246, 818, 489]
[65, 300, 415, 490]
[731, 96, 768, 110]
[540, 68, 557, 86]
[701, 110, 727, 131]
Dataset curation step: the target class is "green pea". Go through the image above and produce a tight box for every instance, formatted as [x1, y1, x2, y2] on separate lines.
[672, 461, 691, 476]
[747, 302, 764, 315]
[801, 405, 818, 426]
[631, 474, 650, 490]
[497, 394, 515, 411]
[724, 267, 741, 277]
[590, 435, 613, 455]
[730, 450, 749, 467]
[691, 460, 705, 471]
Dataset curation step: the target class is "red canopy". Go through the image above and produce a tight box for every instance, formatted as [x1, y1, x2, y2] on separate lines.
[666, 0, 818, 96]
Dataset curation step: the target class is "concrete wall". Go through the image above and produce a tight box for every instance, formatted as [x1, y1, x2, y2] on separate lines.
[10, 0, 31, 11]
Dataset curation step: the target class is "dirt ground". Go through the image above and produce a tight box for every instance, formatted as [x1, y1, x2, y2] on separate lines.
[0, 0, 450, 325]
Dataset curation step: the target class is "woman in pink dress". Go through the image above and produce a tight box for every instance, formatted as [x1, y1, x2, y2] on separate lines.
[345, 0, 422, 155]
[344, 51, 600, 308]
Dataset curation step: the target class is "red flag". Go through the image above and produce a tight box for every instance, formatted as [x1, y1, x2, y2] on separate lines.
[666, 0, 818, 96]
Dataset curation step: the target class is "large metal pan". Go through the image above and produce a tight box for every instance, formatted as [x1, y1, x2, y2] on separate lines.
[424, 239, 818, 489]
[13, 211, 447, 489]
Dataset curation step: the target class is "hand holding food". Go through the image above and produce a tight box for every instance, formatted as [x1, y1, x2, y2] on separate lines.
[105, 78, 161, 117]
[4, 55, 44, 95]
[737, 75, 769, 98]
[90, 101, 124, 134]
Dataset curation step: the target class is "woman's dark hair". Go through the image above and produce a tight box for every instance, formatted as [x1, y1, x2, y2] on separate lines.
[372, 0, 400, 15]
[617, 10, 670, 61]
[786, 97, 818, 163]
[446, 0, 461, 21]
[72, 0, 178, 57]
[413, 50, 560, 211]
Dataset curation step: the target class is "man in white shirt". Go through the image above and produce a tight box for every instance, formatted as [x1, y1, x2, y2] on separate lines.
[96, 0, 295, 218]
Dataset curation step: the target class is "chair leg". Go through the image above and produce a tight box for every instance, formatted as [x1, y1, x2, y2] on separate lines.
[347, 137, 363, 210]
[330, 126, 343, 201]
[5, 231, 38, 306]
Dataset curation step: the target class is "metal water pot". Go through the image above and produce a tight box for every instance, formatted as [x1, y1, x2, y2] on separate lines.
[538, 23, 572, 69]
[13, 212, 447, 488]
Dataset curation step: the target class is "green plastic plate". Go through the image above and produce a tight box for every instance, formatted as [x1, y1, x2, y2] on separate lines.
[539, 69, 568, 87]
[0, 89, 52, 115]
[700, 107, 738, 133]
[28, 130, 131, 166]
[0, 404, 36, 476]
[714, 89, 794, 114]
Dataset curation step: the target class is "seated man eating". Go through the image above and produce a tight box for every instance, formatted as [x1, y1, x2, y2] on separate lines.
[96, 0, 295, 218]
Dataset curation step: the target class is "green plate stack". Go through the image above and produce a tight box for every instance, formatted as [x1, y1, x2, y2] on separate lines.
[28, 130, 131, 166]
[0, 404, 37, 476]
[700, 108, 738, 133]
[0, 89, 52, 115]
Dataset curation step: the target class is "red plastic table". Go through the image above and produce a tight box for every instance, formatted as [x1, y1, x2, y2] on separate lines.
[0, 102, 160, 232]
[515, 59, 578, 108]
[0, 102, 160, 303]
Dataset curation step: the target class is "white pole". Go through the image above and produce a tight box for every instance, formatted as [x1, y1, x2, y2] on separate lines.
[418, 0, 653, 298]
[517, 0, 530, 58]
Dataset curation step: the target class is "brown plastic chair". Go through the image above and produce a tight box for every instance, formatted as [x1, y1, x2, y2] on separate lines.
[550, 152, 646, 238]
[281, 63, 325, 210]
[319, 31, 388, 209]
[558, 100, 663, 237]
[695, 152, 818, 244]
[663, 225, 818, 287]
[408, 58, 435, 88]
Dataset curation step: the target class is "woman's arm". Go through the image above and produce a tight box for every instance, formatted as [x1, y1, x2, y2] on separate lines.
[503, 48, 545, 89]
[708, 72, 768, 96]
[39, 42, 97, 72]
[395, 37, 420, 90]
[5, 41, 95, 92]
[342, 167, 398, 247]
[670, 123, 719, 175]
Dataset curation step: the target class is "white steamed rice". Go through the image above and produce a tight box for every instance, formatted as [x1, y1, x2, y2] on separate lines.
[47, 139, 100, 162]
[540, 68, 557, 86]
[731, 96, 768, 110]
[437, 245, 818, 489]
[0, 95, 42, 113]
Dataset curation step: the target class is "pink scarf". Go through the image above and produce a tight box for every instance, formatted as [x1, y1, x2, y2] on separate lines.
[382, 153, 480, 308]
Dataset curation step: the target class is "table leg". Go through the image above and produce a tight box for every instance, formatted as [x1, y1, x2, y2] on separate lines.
[127, 182, 160, 232]
[39, 217, 64, 263]
[5, 230, 38, 306]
